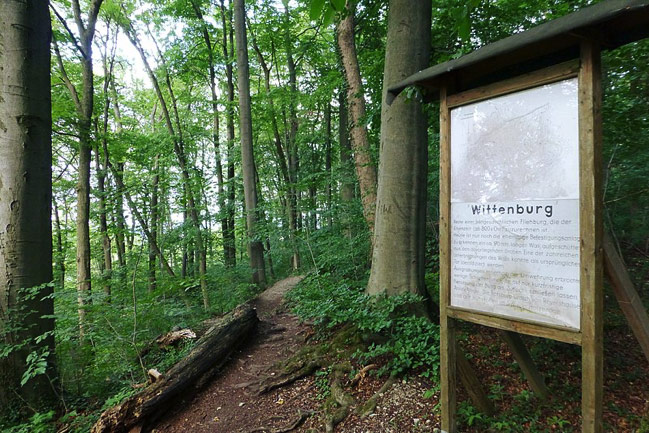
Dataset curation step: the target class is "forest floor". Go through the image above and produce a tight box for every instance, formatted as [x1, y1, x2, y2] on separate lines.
[153, 276, 440, 433]
[152, 276, 649, 433]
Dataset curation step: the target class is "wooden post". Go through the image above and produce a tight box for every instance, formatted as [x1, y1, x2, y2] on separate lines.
[439, 85, 457, 432]
[603, 232, 649, 363]
[579, 40, 603, 433]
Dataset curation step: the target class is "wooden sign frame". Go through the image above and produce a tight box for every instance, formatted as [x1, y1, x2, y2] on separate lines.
[439, 41, 603, 433]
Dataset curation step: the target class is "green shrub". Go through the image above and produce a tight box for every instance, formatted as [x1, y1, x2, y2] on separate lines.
[287, 273, 440, 379]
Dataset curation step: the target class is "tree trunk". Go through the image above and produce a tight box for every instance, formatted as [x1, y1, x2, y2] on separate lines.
[95, 146, 112, 301]
[0, 0, 56, 412]
[110, 84, 127, 276]
[339, 89, 354, 238]
[106, 161, 176, 278]
[337, 0, 377, 234]
[192, 1, 230, 269]
[97, 52, 114, 300]
[325, 102, 333, 228]
[367, 0, 431, 300]
[149, 156, 160, 293]
[234, 0, 267, 287]
[91, 305, 258, 433]
[53, 0, 104, 337]
[221, 0, 237, 267]
[250, 30, 300, 271]
[284, 6, 302, 270]
[53, 198, 66, 290]
[123, 22, 210, 308]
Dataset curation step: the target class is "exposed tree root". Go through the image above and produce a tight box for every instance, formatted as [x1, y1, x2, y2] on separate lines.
[324, 363, 354, 433]
[255, 359, 322, 395]
[244, 409, 315, 433]
[357, 372, 397, 418]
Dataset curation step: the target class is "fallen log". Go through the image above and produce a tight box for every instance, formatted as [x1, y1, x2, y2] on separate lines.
[92, 304, 258, 433]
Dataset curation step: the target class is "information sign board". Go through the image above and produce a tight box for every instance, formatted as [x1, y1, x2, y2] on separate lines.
[450, 78, 581, 329]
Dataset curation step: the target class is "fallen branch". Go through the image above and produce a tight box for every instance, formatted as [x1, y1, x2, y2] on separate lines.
[350, 363, 377, 387]
[155, 328, 196, 348]
[147, 369, 163, 383]
[92, 304, 258, 433]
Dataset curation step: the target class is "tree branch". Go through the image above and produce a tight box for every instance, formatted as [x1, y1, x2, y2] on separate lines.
[52, 34, 82, 114]
[50, 3, 88, 60]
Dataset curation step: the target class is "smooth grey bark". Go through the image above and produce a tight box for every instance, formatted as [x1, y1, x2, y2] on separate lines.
[234, 0, 266, 287]
[367, 0, 431, 298]
[325, 102, 333, 228]
[109, 84, 127, 274]
[0, 0, 56, 412]
[148, 155, 160, 293]
[53, 198, 66, 290]
[283, 6, 301, 270]
[97, 38, 116, 301]
[94, 144, 112, 300]
[249, 26, 301, 271]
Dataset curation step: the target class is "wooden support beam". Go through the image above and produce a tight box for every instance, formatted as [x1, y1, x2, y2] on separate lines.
[603, 232, 649, 363]
[457, 346, 496, 416]
[500, 331, 549, 400]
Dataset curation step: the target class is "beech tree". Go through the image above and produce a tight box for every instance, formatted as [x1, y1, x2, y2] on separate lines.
[234, 0, 267, 286]
[367, 0, 431, 299]
[0, 0, 56, 413]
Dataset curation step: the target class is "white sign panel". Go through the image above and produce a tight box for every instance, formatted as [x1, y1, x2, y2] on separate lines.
[450, 78, 580, 329]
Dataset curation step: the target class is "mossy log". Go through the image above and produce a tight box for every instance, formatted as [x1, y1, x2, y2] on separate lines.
[91, 304, 258, 433]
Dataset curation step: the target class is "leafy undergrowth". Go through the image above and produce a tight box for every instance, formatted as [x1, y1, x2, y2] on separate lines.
[0, 264, 268, 433]
[286, 273, 649, 432]
[286, 272, 441, 380]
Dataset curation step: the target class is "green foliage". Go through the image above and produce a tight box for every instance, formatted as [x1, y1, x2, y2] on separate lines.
[287, 273, 440, 379]
[640, 408, 649, 433]
[21, 349, 50, 387]
[457, 401, 485, 427]
[314, 367, 332, 400]
[358, 315, 440, 379]
[1, 411, 56, 433]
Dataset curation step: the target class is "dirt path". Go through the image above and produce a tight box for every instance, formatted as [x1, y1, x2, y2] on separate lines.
[152, 274, 440, 433]
[154, 275, 318, 433]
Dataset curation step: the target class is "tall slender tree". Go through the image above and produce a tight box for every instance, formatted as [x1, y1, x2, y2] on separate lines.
[220, 0, 238, 267]
[337, 0, 377, 234]
[0, 0, 56, 412]
[234, 0, 267, 287]
[51, 0, 104, 337]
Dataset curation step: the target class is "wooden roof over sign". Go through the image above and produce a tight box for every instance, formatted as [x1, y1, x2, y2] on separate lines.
[388, 0, 649, 102]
